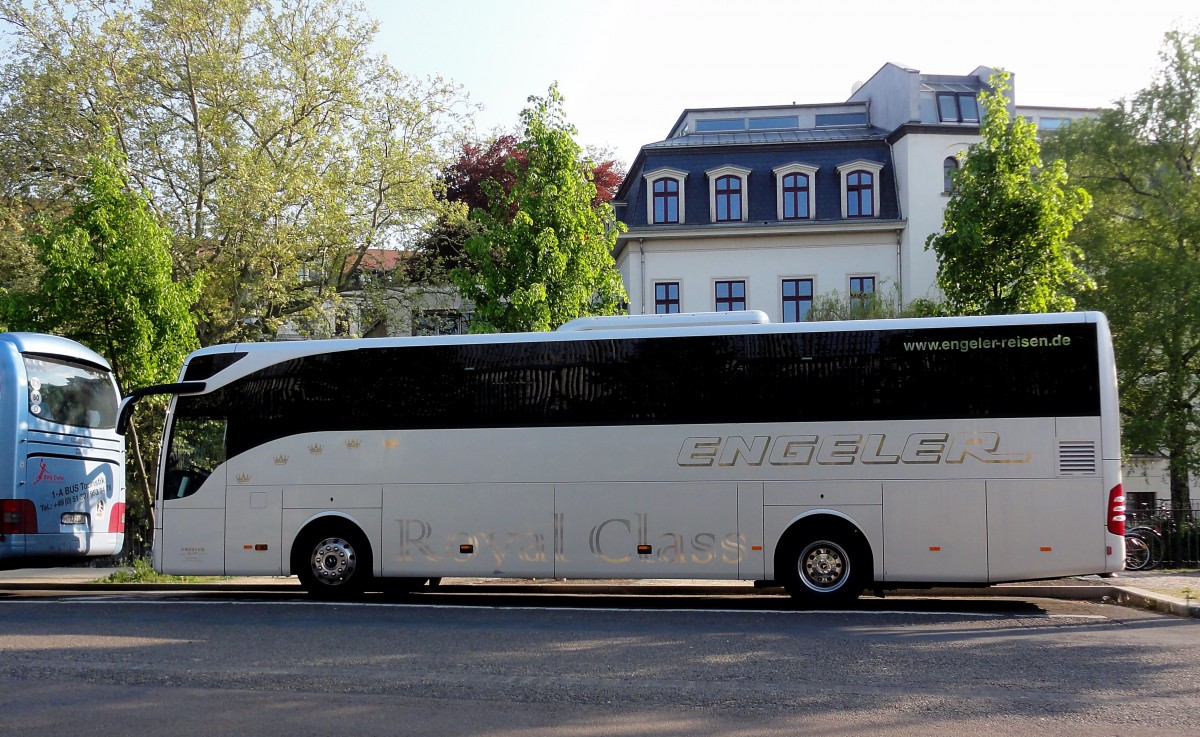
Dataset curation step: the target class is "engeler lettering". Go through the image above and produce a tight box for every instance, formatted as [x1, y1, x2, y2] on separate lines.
[677, 431, 1031, 467]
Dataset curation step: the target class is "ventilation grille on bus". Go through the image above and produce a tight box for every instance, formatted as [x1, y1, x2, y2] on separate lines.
[1058, 441, 1097, 476]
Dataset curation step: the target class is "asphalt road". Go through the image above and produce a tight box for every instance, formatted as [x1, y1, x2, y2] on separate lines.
[1, 590, 1197, 736]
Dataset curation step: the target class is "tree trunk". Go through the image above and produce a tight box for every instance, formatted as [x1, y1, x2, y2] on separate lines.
[128, 421, 157, 533]
[1168, 452, 1191, 510]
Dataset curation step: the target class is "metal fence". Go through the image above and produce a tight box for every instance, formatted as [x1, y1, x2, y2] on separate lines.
[1126, 505, 1200, 570]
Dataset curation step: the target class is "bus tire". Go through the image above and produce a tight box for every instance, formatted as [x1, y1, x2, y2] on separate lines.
[294, 521, 372, 599]
[777, 520, 869, 606]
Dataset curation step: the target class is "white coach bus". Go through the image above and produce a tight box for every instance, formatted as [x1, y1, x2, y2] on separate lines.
[122, 311, 1125, 603]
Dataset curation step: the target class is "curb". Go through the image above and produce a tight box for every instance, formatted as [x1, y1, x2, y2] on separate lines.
[1, 578, 1196, 617]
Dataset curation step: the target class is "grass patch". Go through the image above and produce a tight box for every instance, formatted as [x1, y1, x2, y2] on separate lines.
[95, 558, 228, 584]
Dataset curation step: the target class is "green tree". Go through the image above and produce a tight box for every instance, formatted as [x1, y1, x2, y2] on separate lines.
[926, 71, 1092, 315]
[452, 85, 626, 333]
[1049, 29, 1200, 509]
[0, 138, 201, 543]
[0, 0, 464, 344]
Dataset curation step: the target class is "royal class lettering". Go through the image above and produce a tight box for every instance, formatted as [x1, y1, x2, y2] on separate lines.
[678, 431, 1031, 467]
[395, 514, 745, 566]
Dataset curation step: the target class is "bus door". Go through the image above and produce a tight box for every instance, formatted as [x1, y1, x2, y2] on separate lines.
[157, 415, 228, 575]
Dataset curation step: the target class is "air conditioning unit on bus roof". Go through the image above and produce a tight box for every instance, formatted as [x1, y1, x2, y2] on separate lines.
[556, 311, 770, 332]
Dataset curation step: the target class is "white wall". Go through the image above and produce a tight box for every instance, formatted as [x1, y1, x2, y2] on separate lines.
[1123, 456, 1199, 508]
[891, 132, 977, 303]
[618, 230, 899, 319]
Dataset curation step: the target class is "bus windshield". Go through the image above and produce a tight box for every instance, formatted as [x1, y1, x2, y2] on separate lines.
[24, 355, 119, 429]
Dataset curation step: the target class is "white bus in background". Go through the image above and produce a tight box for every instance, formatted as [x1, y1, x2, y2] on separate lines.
[1, 333, 125, 566]
[124, 311, 1125, 604]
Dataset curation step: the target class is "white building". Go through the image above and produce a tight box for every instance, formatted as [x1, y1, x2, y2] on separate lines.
[611, 63, 1092, 318]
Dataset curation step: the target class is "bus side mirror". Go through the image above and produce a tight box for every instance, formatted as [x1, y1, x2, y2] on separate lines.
[116, 381, 207, 435]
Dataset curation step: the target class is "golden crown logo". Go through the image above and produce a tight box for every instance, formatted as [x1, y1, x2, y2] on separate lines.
[308, 443, 324, 455]
[345, 438, 361, 449]
[274, 455, 289, 465]
[384, 438, 399, 449]
[235, 473, 251, 484]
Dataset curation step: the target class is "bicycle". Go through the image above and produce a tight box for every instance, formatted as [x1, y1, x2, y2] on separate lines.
[1125, 525, 1164, 571]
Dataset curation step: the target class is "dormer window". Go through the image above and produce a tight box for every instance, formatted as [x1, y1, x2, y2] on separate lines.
[643, 167, 688, 225]
[847, 171, 873, 217]
[836, 160, 884, 219]
[654, 179, 680, 223]
[705, 165, 751, 223]
[714, 176, 741, 222]
[937, 92, 980, 123]
[773, 163, 818, 221]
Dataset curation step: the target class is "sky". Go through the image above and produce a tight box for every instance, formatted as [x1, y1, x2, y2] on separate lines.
[366, 0, 1196, 169]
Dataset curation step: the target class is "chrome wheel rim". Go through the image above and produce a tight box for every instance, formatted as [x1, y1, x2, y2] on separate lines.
[799, 541, 849, 592]
[310, 537, 357, 586]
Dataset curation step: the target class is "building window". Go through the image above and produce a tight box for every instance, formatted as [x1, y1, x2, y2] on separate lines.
[815, 111, 869, 126]
[837, 160, 883, 219]
[781, 174, 810, 219]
[714, 175, 742, 222]
[748, 116, 798, 130]
[773, 162, 818, 221]
[943, 156, 959, 193]
[782, 278, 813, 322]
[937, 92, 980, 123]
[705, 165, 751, 223]
[654, 282, 681, 314]
[846, 171, 874, 217]
[695, 118, 744, 132]
[849, 275, 876, 311]
[715, 280, 746, 312]
[653, 179, 679, 224]
[642, 167, 688, 225]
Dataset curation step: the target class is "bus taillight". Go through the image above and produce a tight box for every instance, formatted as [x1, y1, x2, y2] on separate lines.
[0, 499, 38, 534]
[1107, 484, 1125, 536]
[108, 502, 126, 533]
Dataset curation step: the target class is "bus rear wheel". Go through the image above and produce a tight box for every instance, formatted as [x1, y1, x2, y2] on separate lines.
[778, 524, 868, 606]
[295, 523, 372, 599]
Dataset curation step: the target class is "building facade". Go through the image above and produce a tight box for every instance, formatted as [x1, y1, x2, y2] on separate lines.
[611, 63, 1089, 319]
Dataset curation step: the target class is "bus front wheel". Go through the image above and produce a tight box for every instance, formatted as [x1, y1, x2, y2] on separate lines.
[294, 523, 372, 599]
[777, 523, 868, 606]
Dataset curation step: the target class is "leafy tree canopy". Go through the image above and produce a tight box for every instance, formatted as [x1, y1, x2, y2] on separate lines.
[1048, 28, 1200, 507]
[414, 132, 624, 282]
[926, 71, 1092, 315]
[0, 0, 466, 344]
[450, 85, 626, 332]
[0, 137, 200, 391]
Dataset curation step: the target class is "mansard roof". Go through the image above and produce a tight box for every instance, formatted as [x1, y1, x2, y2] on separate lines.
[642, 125, 890, 151]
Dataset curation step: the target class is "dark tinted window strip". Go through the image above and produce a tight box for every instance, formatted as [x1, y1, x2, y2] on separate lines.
[176, 324, 1102, 459]
[183, 352, 248, 381]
